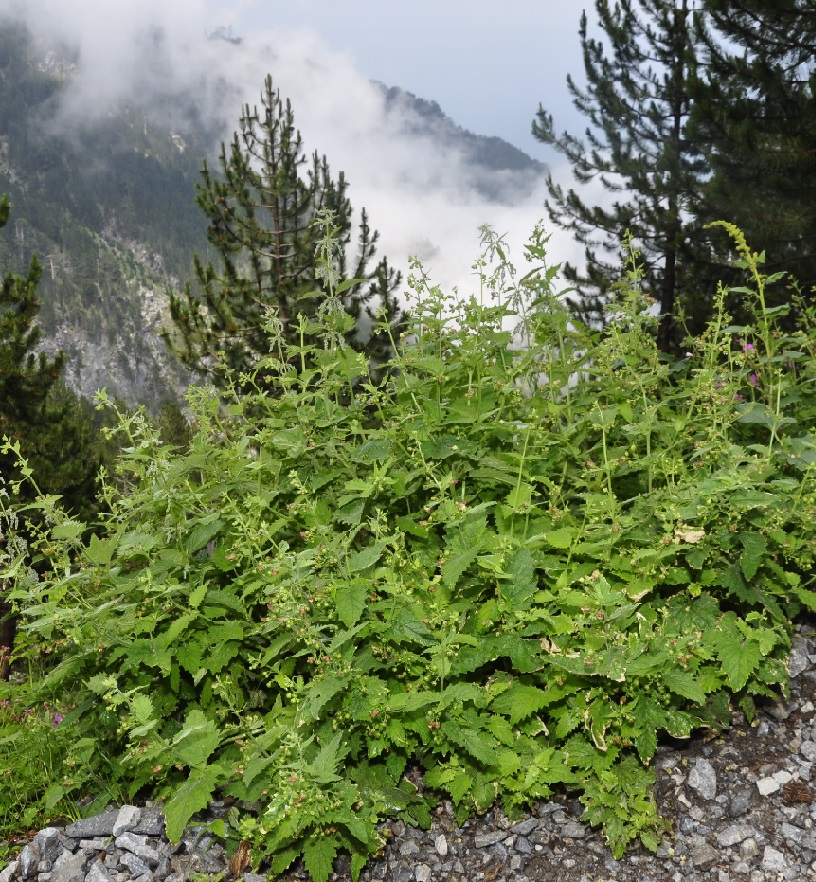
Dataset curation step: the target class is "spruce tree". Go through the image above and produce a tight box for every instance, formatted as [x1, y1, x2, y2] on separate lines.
[165, 75, 403, 393]
[532, 0, 711, 352]
[692, 0, 816, 300]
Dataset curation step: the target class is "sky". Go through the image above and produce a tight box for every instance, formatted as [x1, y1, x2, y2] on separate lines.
[226, 0, 585, 159]
[3, 0, 593, 298]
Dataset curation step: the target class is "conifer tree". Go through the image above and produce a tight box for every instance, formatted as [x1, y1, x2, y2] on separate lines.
[692, 0, 816, 299]
[532, 0, 711, 351]
[165, 75, 403, 392]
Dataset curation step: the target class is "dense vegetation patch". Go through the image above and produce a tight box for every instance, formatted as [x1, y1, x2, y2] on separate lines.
[2, 221, 816, 879]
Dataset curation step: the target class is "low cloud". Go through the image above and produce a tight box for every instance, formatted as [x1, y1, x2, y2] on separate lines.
[2, 0, 584, 302]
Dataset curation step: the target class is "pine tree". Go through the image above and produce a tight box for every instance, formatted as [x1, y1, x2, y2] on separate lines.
[692, 0, 816, 299]
[165, 75, 404, 393]
[532, 0, 711, 352]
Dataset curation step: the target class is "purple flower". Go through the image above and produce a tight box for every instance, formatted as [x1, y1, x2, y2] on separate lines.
[743, 343, 756, 352]
[749, 373, 760, 386]
[51, 712, 63, 727]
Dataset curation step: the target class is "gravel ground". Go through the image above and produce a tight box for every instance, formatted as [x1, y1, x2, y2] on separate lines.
[7, 626, 816, 882]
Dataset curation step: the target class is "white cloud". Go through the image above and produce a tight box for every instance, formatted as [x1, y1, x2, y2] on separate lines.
[0, 0, 585, 303]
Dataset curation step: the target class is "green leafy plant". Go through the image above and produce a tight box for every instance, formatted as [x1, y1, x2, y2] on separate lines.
[3, 217, 816, 877]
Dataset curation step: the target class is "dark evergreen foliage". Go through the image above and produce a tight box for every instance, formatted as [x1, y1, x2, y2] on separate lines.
[165, 75, 404, 393]
[692, 0, 816, 302]
[532, 0, 713, 351]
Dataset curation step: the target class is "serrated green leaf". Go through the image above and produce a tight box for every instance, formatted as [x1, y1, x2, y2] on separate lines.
[303, 836, 337, 882]
[441, 545, 480, 588]
[188, 584, 207, 608]
[335, 580, 368, 627]
[490, 683, 551, 725]
[441, 721, 497, 766]
[85, 533, 116, 567]
[308, 732, 347, 784]
[663, 669, 706, 704]
[348, 540, 389, 573]
[130, 693, 154, 724]
[304, 675, 348, 720]
[500, 547, 537, 609]
[351, 851, 368, 882]
[448, 771, 472, 804]
[164, 765, 224, 842]
[708, 625, 760, 691]
[506, 482, 533, 510]
[269, 847, 300, 876]
[740, 533, 766, 581]
[186, 518, 224, 554]
[172, 709, 221, 768]
[543, 528, 575, 549]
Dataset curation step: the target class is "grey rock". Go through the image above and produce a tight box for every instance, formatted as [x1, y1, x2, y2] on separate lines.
[756, 776, 780, 795]
[489, 841, 508, 861]
[510, 818, 538, 837]
[515, 836, 533, 854]
[50, 852, 88, 882]
[113, 806, 141, 837]
[243, 875, 266, 882]
[0, 861, 19, 882]
[801, 740, 816, 763]
[154, 856, 171, 879]
[65, 811, 119, 839]
[32, 829, 64, 865]
[18, 847, 37, 881]
[718, 823, 756, 847]
[79, 839, 112, 854]
[728, 788, 755, 818]
[169, 853, 224, 880]
[687, 758, 717, 801]
[761, 845, 787, 872]
[119, 853, 151, 877]
[36, 862, 53, 874]
[433, 835, 447, 857]
[560, 821, 587, 839]
[414, 864, 432, 882]
[781, 821, 816, 850]
[85, 861, 116, 882]
[398, 841, 420, 857]
[691, 842, 719, 869]
[132, 874, 155, 882]
[473, 830, 507, 848]
[133, 807, 165, 838]
[114, 834, 161, 867]
[789, 639, 810, 677]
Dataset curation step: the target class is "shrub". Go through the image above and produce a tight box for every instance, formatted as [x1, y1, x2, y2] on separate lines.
[3, 219, 816, 878]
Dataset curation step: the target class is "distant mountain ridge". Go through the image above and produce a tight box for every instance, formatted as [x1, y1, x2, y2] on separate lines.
[0, 18, 547, 409]
[375, 83, 546, 202]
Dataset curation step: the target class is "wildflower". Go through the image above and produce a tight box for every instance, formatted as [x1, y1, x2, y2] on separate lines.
[51, 712, 63, 727]
[749, 373, 760, 386]
[743, 343, 755, 352]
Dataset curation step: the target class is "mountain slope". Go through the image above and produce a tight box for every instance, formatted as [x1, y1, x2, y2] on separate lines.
[0, 19, 547, 409]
